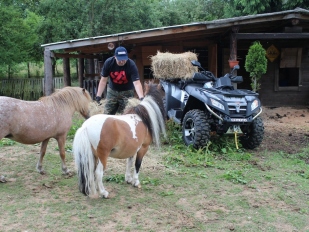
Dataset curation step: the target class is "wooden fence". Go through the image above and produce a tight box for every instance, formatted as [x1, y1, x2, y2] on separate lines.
[0, 78, 63, 100]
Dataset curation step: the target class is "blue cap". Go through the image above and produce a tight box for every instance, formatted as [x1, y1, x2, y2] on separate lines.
[115, 46, 128, 61]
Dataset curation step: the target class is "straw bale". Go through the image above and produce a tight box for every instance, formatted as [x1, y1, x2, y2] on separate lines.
[150, 51, 198, 80]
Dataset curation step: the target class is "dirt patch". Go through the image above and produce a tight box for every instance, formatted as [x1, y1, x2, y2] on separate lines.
[254, 106, 309, 154]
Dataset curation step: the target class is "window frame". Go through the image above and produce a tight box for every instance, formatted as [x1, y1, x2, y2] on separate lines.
[274, 48, 302, 92]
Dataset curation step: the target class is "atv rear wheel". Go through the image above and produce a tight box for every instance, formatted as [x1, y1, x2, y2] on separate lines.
[240, 116, 264, 149]
[182, 109, 210, 149]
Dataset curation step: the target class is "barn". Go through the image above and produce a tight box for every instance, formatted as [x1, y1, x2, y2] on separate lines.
[41, 8, 309, 106]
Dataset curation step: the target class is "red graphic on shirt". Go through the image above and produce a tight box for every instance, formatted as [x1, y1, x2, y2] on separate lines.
[110, 71, 128, 84]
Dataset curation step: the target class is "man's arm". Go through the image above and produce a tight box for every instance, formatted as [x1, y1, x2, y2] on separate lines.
[95, 76, 108, 103]
[133, 80, 144, 100]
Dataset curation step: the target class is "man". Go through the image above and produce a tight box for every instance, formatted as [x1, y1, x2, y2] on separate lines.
[95, 46, 144, 115]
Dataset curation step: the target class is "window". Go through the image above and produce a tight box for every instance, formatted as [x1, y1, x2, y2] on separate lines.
[275, 48, 302, 91]
[278, 68, 299, 87]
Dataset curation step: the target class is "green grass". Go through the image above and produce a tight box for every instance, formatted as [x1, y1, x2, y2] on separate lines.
[0, 119, 308, 231]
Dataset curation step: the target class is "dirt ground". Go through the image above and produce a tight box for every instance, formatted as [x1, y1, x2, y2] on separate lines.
[0, 106, 309, 231]
[254, 106, 309, 155]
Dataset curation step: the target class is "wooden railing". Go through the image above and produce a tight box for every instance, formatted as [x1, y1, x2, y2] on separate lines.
[0, 78, 63, 100]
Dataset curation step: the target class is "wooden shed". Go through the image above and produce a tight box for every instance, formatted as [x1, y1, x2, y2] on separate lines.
[41, 8, 309, 106]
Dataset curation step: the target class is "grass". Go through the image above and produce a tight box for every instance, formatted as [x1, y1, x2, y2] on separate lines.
[0, 61, 78, 79]
[0, 119, 308, 231]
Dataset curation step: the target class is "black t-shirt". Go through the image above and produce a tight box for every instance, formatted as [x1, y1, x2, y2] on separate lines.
[101, 57, 140, 91]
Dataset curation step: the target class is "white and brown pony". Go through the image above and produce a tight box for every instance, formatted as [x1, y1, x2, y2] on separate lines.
[0, 87, 92, 182]
[73, 83, 166, 198]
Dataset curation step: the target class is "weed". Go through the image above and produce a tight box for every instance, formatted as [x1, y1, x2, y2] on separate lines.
[0, 138, 16, 147]
[223, 170, 247, 184]
[141, 177, 160, 186]
[105, 174, 125, 183]
[159, 191, 174, 196]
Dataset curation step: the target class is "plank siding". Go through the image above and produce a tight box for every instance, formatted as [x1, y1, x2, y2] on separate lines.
[259, 53, 309, 106]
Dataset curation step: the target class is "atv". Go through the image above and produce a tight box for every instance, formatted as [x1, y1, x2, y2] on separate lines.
[160, 60, 264, 149]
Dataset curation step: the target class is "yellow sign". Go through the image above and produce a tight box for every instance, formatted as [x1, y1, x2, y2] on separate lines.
[266, 45, 280, 62]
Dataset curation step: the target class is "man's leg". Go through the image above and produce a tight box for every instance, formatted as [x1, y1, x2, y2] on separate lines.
[118, 90, 134, 114]
[104, 87, 119, 115]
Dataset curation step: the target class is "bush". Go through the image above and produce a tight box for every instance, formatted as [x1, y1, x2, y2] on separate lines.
[245, 41, 267, 92]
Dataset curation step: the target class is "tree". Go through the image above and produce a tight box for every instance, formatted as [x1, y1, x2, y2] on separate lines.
[223, 0, 308, 18]
[0, 5, 38, 77]
[244, 41, 267, 92]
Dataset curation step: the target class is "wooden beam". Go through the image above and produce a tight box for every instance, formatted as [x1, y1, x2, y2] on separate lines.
[236, 33, 309, 39]
[53, 53, 100, 58]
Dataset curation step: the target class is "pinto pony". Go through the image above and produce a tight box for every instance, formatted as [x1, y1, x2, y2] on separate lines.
[0, 87, 92, 182]
[73, 83, 166, 198]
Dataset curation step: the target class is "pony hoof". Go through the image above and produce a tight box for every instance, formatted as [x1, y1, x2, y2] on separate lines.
[125, 176, 133, 184]
[62, 168, 71, 175]
[133, 181, 141, 188]
[39, 170, 46, 175]
[101, 191, 109, 198]
[0, 175, 7, 183]
[63, 170, 72, 176]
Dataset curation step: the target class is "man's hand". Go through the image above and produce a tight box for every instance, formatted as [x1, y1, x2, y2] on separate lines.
[95, 96, 102, 104]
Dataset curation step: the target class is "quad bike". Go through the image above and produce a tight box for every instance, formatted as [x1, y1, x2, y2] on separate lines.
[160, 60, 264, 149]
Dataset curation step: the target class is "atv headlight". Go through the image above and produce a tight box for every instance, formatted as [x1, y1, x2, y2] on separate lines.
[210, 98, 225, 110]
[251, 100, 259, 111]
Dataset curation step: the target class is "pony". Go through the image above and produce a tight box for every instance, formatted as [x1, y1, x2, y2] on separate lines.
[0, 87, 92, 182]
[73, 82, 166, 198]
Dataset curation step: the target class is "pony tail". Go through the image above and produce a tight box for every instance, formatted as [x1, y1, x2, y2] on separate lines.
[140, 96, 166, 147]
[73, 126, 97, 197]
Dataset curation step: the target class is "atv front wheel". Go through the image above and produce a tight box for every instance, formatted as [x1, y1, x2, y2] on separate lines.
[182, 109, 210, 149]
[240, 116, 264, 149]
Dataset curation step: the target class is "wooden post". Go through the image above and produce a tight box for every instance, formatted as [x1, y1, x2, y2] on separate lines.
[44, 48, 54, 96]
[78, 58, 84, 88]
[89, 58, 95, 78]
[63, 57, 71, 86]
[208, 43, 217, 77]
[229, 26, 239, 61]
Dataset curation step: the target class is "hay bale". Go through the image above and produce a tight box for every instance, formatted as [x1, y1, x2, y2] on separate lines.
[150, 51, 198, 80]
[89, 97, 140, 116]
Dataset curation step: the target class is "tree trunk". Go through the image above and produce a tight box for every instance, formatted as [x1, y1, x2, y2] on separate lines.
[8, 65, 11, 79]
[27, 62, 31, 78]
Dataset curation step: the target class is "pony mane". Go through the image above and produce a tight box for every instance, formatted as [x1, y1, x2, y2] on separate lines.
[39, 87, 92, 112]
[125, 83, 166, 147]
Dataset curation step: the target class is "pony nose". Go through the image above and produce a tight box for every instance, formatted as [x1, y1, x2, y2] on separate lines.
[82, 110, 90, 119]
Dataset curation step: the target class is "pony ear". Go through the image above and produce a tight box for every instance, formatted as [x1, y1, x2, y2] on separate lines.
[82, 88, 86, 93]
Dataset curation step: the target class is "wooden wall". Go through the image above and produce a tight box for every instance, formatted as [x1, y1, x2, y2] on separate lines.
[259, 49, 309, 106]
